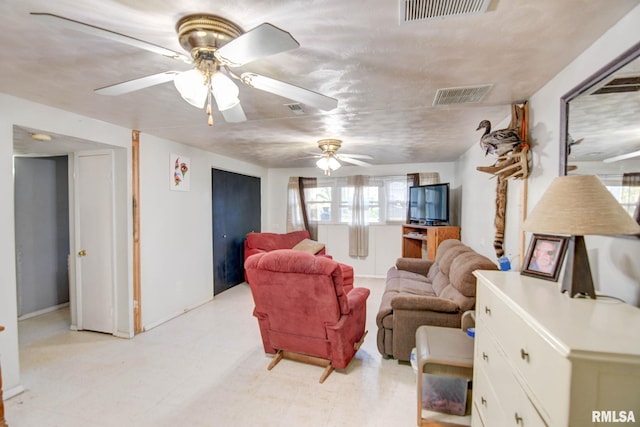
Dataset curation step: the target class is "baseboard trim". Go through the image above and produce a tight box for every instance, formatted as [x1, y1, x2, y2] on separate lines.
[355, 274, 386, 279]
[18, 302, 70, 321]
[142, 296, 213, 332]
[3, 385, 25, 400]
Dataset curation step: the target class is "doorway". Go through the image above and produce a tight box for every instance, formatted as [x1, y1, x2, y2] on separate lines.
[12, 126, 130, 336]
[211, 169, 261, 295]
[14, 156, 70, 319]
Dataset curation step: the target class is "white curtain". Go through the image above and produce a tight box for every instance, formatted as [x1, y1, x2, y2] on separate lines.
[349, 175, 369, 258]
[286, 177, 305, 232]
[419, 172, 440, 185]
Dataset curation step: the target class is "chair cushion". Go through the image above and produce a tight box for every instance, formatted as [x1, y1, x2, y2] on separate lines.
[245, 230, 310, 252]
[292, 238, 325, 254]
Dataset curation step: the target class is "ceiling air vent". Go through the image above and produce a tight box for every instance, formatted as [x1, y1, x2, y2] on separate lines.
[400, 0, 491, 23]
[433, 84, 492, 106]
[590, 76, 640, 95]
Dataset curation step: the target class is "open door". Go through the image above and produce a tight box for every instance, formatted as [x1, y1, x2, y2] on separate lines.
[74, 151, 115, 333]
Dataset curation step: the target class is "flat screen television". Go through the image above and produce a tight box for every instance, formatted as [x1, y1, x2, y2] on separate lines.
[409, 183, 450, 225]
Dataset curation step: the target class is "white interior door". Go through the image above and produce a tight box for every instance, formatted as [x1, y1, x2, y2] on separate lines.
[76, 151, 115, 333]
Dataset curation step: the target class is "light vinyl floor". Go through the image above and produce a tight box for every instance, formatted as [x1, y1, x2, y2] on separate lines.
[5, 277, 471, 427]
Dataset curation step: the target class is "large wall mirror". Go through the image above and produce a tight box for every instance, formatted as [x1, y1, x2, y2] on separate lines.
[560, 41, 640, 228]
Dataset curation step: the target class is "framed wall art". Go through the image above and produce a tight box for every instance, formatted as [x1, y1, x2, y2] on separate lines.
[521, 234, 569, 281]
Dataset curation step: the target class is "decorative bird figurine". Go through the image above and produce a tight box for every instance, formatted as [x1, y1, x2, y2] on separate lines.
[476, 120, 522, 156]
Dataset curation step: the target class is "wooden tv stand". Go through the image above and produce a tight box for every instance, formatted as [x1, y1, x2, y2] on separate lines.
[401, 224, 460, 260]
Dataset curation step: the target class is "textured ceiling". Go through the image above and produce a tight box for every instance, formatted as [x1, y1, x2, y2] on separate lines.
[2, 0, 638, 167]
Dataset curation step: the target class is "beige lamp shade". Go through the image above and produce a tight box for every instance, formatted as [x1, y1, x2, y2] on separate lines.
[523, 175, 640, 236]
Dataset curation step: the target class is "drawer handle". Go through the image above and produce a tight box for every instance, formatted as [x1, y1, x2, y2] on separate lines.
[481, 396, 487, 406]
[484, 306, 491, 315]
[482, 352, 489, 361]
[520, 348, 530, 361]
[515, 413, 523, 424]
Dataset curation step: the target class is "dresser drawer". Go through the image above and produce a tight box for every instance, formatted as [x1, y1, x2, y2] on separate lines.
[476, 327, 547, 427]
[477, 285, 570, 424]
[473, 363, 506, 427]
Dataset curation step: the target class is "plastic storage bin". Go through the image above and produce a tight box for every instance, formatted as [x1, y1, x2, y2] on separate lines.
[421, 373, 469, 415]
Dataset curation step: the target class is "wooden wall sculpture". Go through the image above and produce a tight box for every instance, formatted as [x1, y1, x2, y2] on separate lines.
[477, 102, 529, 259]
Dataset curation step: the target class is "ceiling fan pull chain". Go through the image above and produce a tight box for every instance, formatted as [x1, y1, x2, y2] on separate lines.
[206, 88, 214, 126]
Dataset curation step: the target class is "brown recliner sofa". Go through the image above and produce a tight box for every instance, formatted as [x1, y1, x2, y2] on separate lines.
[376, 239, 497, 361]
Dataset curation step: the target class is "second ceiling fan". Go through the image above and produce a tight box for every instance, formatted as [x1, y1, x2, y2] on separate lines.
[31, 12, 338, 125]
[310, 139, 373, 175]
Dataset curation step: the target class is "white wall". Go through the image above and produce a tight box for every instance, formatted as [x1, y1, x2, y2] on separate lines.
[457, 4, 640, 305]
[138, 134, 266, 329]
[265, 162, 457, 276]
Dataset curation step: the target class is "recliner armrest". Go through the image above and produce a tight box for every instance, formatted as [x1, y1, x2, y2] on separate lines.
[390, 294, 460, 313]
[395, 257, 433, 276]
[346, 287, 370, 313]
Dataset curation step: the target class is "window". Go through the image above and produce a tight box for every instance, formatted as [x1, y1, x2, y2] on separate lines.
[304, 186, 332, 222]
[305, 176, 407, 224]
[385, 178, 408, 222]
[600, 174, 640, 219]
[607, 184, 640, 217]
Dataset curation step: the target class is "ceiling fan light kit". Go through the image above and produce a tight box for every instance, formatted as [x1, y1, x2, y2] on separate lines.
[210, 72, 241, 111]
[316, 156, 342, 174]
[173, 69, 208, 108]
[30, 133, 52, 142]
[312, 139, 374, 175]
[30, 12, 337, 127]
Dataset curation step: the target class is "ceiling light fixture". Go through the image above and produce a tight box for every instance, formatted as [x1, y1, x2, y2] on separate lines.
[173, 49, 241, 126]
[316, 139, 345, 176]
[30, 133, 52, 142]
[316, 154, 341, 175]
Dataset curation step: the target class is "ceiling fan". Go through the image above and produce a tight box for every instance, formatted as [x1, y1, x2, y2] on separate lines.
[309, 139, 373, 175]
[30, 12, 338, 125]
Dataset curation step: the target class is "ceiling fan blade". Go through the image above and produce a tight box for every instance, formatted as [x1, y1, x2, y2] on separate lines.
[215, 23, 299, 67]
[95, 71, 180, 95]
[293, 155, 322, 160]
[220, 103, 247, 123]
[339, 157, 372, 167]
[603, 149, 640, 163]
[340, 153, 373, 159]
[30, 13, 191, 63]
[241, 73, 338, 111]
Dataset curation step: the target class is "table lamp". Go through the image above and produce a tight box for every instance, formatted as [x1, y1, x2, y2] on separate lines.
[522, 175, 640, 298]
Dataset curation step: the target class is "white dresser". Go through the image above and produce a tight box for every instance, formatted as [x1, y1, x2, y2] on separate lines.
[472, 270, 640, 427]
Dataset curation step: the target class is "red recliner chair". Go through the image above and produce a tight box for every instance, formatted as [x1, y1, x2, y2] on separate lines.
[244, 249, 370, 383]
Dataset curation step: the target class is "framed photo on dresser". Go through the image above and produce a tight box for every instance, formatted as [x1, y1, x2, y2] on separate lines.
[521, 234, 569, 281]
